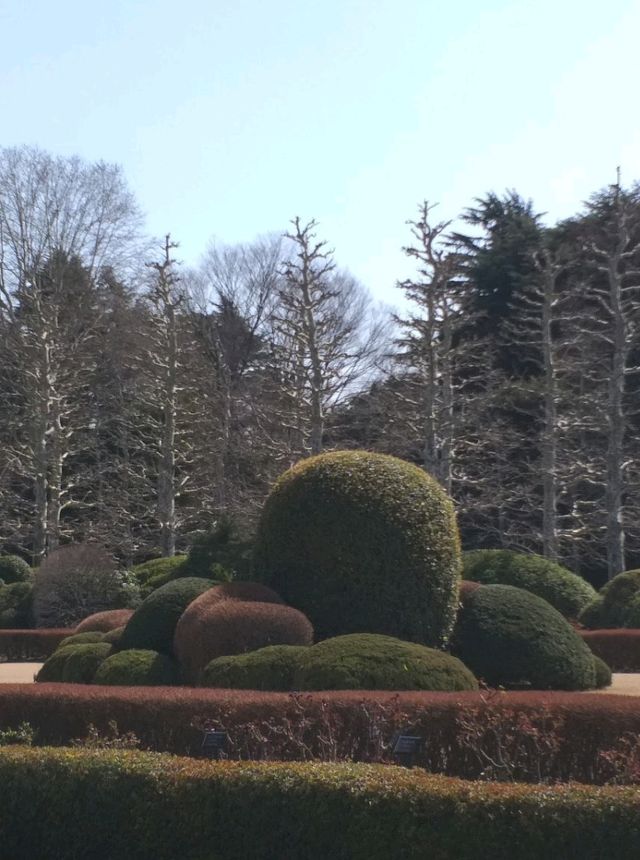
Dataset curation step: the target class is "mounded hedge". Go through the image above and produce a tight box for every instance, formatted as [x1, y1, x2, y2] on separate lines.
[75, 608, 134, 633]
[0, 555, 31, 584]
[452, 585, 597, 690]
[254, 451, 462, 646]
[293, 634, 477, 692]
[61, 643, 112, 684]
[202, 645, 310, 691]
[119, 578, 213, 655]
[58, 631, 106, 649]
[463, 549, 596, 618]
[579, 569, 640, 629]
[128, 555, 188, 591]
[1, 748, 640, 860]
[93, 649, 181, 686]
[175, 598, 313, 681]
[36, 643, 92, 683]
[0, 582, 34, 629]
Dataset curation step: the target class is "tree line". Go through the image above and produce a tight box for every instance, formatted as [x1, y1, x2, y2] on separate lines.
[0, 145, 638, 584]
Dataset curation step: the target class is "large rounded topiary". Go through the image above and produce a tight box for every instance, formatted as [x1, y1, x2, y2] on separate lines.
[75, 608, 134, 634]
[175, 598, 313, 680]
[579, 569, 640, 629]
[202, 645, 310, 691]
[119, 577, 212, 655]
[293, 633, 478, 692]
[254, 451, 461, 646]
[451, 584, 597, 690]
[0, 555, 31, 584]
[36, 643, 95, 683]
[61, 642, 112, 684]
[463, 549, 596, 619]
[93, 649, 181, 686]
[0, 581, 34, 628]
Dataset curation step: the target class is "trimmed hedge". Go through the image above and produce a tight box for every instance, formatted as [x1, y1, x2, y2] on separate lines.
[592, 656, 612, 689]
[1, 748, 640, 860]
[579, 569, 640, 629]
[176, 598, 313, 680]
[75, 609, 134, 633]
[0, 555, 31, 584]
[36, 644, 89, 683]
[129, 555, 188, 590]
[58, 632, 105, 648]
[452, 585, 597, 690]
[93, 649, 181, 687]
[463, 549, 596, 618]
[119, 578, 213, 655]
[254, 450, 462, 646]
[202, 645, 310, 691]
[580, 629, 640, 672]
[0, 582, 34, 629]
[0, 629, 72, 661]
[294, 634, 478, 692]
[61, 643, 112, 684]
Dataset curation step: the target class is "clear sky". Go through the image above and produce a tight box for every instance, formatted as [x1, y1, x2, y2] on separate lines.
[1, 0, 639, 306]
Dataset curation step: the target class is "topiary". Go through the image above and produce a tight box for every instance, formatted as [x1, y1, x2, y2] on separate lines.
[58, 631, 106, 649]
[102, 625, 125, 647]
[75, 609, 134, 634]
[61, 643, 112, 684]
[293, 634, 477, 692]
[185, 517, 252, 580]
[93, 649, 181, 686]
[119, 577, 213, 655]
[463, 549, 596, 619]
[578, 570, 640, 629]
[578, 596, 607, 629]
[451, 584, 597, 690]
[0, 581, 34, 628]
[36, 643, 93, 683]
[201, 645, 309, 691]
[0, 555, 32, 584]
[174, 598, 313, 681]
[254, 451, 461, 646]
[592, 655, 612, 689]
[129, 556, 188, 594]
[624, 593, 640, 629]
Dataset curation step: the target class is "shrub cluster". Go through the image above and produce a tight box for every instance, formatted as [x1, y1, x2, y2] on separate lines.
[254, 450, 462, 646]
[1, 748, 640, 859]
[463, 549, 596, 618]
[0, 555, 32, 584]
[579, 570, 640, 629]
[94, 649, 181, 686]
[202, 645, 309, 691]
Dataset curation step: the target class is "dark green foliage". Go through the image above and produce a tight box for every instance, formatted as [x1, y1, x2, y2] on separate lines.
[202, 645, 309, 691]
[62, 643, 112, 684]
[93, 649, 181, 686]
[102, 626, 125, 647]
[129, 556, 188, 595]
[254, 451, 461, 646]
[463, 549, 596, 618]
[58, 632, 105, 649]
[452, 585, 597, 690]
[0, 555, 31, 584]
[293, 634, 477, 692]
[186, 517, 252, 580]
[578, 570, 640, 629]
[36, 643, 88, 682]
[592, 656, 612, 689]
[119, 578, 213, 655]
[0, 582, 33, 628]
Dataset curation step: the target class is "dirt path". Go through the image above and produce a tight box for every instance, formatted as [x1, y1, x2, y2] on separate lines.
[0, 663, 42, 683]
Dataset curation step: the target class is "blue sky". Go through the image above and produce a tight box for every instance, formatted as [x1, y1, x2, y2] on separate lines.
[1, 0, 639, 306]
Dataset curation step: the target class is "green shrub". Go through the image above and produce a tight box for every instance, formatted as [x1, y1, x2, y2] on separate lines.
[463, 549, 596, 618]
[119, 578, 213, 655]
[102, 626, 125, 646]
[623, 594, 640, 628]
[579, 570, 640, 629]
[0, 555, 31, 584]
[185, 517, 252, 580]
[292, 633, 477, 692]
[451, 584, 597, 690]
[62, 643, 112, 684]
[202, 645, 310, 691]
[58, 631, 105, 649]
[36, 643, 90, 682]
[129, 555, 188, 593]
[592, 656, 612, 689]
[93, 649, 181, 686]
[254, 451, 461, 646]
[0, 582, 34, 628]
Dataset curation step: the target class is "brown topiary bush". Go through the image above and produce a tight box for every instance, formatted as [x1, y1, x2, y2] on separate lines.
[175, 599, 313, 681]
[75, 609, 134, 634]
[458, 580, 481, 603]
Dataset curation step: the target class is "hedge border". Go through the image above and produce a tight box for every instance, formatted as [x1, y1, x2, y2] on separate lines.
[0, 747, 639, 860]
[0, 630, 73, 662]
[579, 629, 640, 672]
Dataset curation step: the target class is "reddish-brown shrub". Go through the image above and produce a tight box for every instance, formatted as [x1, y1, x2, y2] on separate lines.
[0, 629, 72, 661]
[75, 609, 134, 634]
[458, 580, 481, 602]
[580, 629, 640, 671]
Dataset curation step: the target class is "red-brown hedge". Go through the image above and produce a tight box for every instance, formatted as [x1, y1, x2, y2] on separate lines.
[174, 599, 313, 680]
[458, 580, 481, 602]
[2, 685, 640, 782]
[580, 629, 640, 671]
[75, 609, 134, 634]
[0, 630, 73, 661]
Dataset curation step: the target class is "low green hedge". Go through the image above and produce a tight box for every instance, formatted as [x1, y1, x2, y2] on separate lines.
[0, 747, 639, 860]
[93, 649, 181, 686]
[202, 645, 310, 691]
[61, 643, 112, 684]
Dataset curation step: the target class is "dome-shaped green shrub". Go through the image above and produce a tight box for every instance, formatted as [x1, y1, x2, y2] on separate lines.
[202, 645, 309, 691]
[58, 631, 105, 649]
[0, 555, 31, 584]
[254, 451, 461, 646]
[93, 649, 181, 686]
[0, 581, 34, 628]
[36, 643, 93, 682]
[61, 642, 112, 684]
[592, 655, 612, 689]
[75, 608, 134, 633]
[451, 584, 597, 690]
[578, 570, 640, 629]
[463, 549, 596, 619]
[119, 577, 212, 655]
[292, 633, 477, 691]
[578, 596, 607, 629]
